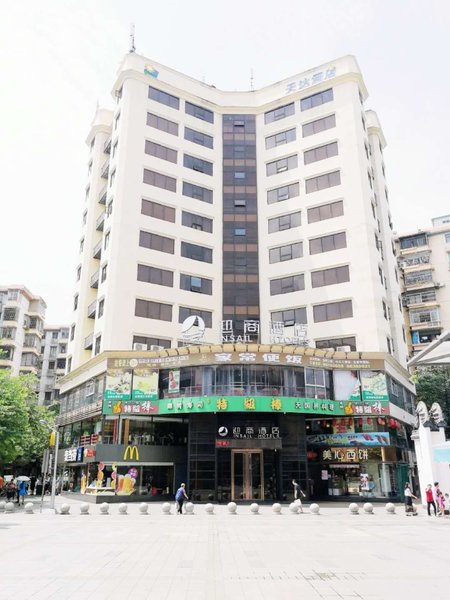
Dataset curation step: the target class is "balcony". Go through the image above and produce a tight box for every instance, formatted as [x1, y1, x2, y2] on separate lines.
[93, 240, 102, 259]
[410, 320, 442, 331]
[399, 234, 429, 255]
[409, 309, 441, 331]
[104, 137, 111, 154]
[403, 289, 438, 307]
[90, 270, 99, 289]
[100, 160, 109, 179]
[399, 252, 431, 269]
[403, 270, 435, 289]
[98, 185, 107, 205]
[87, 301, 96, 319]
[96, 212, 105, 231]
[84, 333, 94, 350]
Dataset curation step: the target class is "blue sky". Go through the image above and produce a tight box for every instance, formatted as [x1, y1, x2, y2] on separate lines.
[1, 0, 449, 322]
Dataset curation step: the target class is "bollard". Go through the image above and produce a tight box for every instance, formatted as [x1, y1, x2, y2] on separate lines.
[272, 503, 282, 514]
[80, 503, 90, 515]
[5, 502, 14, 513]
[310, 503, 320, 515]
[118, 503, 128, 515]
[227, 501, 237, 514]
[60, 504, 71, 515]
[386, 502, 396, 514]
[349, 502, 359, 514]
[99, 502, 109, 515]
[363, 502, 374, 514]
[24, 503, 34, 514]
[0, 501, 6, 512]
[162, 502, 171, 514]
[185, 502, 194, 515]
[139, 503, 149, 515]
[250, 503, 259, 514]
[205, 503, 214, 514]
[289, 502, 299, 514]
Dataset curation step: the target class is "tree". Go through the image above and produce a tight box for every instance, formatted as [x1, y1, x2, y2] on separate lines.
[412, 366, 450, 425]
[0, 371, 55, 467]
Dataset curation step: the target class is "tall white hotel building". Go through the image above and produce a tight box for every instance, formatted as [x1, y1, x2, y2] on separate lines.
[68, 51, 407, 371]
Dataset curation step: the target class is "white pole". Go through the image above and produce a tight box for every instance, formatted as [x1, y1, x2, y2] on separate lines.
[50, 429, 59, 510]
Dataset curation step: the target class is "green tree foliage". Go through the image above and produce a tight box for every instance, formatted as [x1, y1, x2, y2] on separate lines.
[412, 366, 450, 423]
[0, 371, 55, 466]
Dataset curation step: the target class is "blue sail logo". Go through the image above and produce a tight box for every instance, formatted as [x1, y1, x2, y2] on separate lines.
[144, 64, 159, 78]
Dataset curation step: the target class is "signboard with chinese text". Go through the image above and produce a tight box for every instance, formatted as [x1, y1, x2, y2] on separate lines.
[307, 432, 390, 447]
[360, 371, 389, 402]
[284, 65, 337, 95]
[319, 447, 382, 463]
[132, 367, 159, 400]
[103, 398, 159, 416]
[105, 367, 132, 400]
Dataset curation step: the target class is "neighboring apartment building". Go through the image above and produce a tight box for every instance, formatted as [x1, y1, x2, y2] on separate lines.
[396, 215, 450, 358]
[38, 325, 70, 405]
[0, 285, 46, 376]
[67, 51, 408, 371]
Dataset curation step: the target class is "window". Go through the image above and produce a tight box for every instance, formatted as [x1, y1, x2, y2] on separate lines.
[266, 155, 298, 176]
[114, 112, 120, 130]
[48, 361, 55, 370]
[141, 199, 175, 222]
[445, 233, 450, 243]
[400, 234, 428, 250]
[301, 88, 333, 111]
[148, 86, 179, 110]
[271, 307, 307, 327]
[179, 307, 212, 328]
[182, 211, 213, 233]
[382, 300, 388, 320]
[109, 170, 115, 188]
[404, 270, 433, 286]
[185, 101, 214, 123]
[181, 242, 213, 263]
[107, 200, 113, 216]
[234, 199, 246, 208]
[145, 140, 177, 164]
[76, 265, 81, 281]
[267, 182, 299, 204]
[270, 274, 304, 295]
[305, 170, 341, 193]
[94, 335, 101, 356]
[307, 200, 343, 223]
[139, 231, 175, 254]
[133, 335, 171, 350]
[146, 112, 178, 135]
[135, 299, 172, 321]
[73, 295, 78, 311]
[143, 168, 176, 192]
[264, 102, 295, 124]
[311, 265, 350, 288]
[315, 336, 356, 351]
[302, 114, 336, 137]
[101, 264, 107, 282]
[182, 182, 213, 204]
[304, 142, 338, 165]
[268, 211, 301, 233]
[112, 140, 118, 158]
[309, 232, 346, 254]
[265, 128, 296, 149]
[82, 211, 87, 225]
[2, 307, 17, 321]
[137, 264, 173, 287]
[98, 299, 104, 318]
[79, 238, 84, 253]
[313, 300, 353, 322]
[305, 368, 328, 398]
[184, 127, 213, 149]
[104, 231, 110, 249]
[70, 325, 75, 341]
[183, 154, 213, 176]
[180, 274, 212, 295]
[378, 266, 384, 285]
[234, 172, 245, 179]
[269, 242, 303, 263]
[234, 228, 246, 236]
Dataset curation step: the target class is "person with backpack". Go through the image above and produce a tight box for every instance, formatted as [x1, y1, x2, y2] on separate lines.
[175, 483, 188, 514]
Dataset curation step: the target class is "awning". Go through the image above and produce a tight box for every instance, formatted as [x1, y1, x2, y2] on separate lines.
[408, 329, 450, 368]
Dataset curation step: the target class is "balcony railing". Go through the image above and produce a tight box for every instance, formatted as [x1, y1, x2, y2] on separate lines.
[100, 160, 109, 179]
[98, 185, 107, 205]
[87, 301, 96, 319]
[84, 333, 94, 350]
[404, 272, 434, 287]
[162, 384, 328, 400]
[93, 240, 102, 259]
[403, 290, 437, 306]
[104, 137, 111, 154]
[96, 212, 105, 231]
[90, 270, 99, 289]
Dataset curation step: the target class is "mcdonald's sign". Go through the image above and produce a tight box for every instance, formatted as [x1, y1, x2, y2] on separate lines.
[123, 445, 140, 461]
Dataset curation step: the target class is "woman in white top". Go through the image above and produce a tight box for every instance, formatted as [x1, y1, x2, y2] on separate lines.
[404, 483, 417, 515]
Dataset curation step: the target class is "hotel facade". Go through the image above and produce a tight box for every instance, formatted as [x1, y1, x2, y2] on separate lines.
[58, 52, 416, 502]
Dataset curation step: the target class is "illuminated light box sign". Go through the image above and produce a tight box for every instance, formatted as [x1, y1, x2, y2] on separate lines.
[307, 432, 390, 447]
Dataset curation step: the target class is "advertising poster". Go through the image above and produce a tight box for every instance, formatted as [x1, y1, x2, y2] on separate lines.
[333, 371, 361, 401]
[360, 371, 389, 402]
[105, 367, 132, 400]
[132, 367, 159, 400]
[307, 432, 390, 447]
[167, 369, 180, 395]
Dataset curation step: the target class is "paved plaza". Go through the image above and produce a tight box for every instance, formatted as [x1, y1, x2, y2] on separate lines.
[1, 497, 449, 600]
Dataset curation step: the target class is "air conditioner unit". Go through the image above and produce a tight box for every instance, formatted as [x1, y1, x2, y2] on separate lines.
[133, 343, 147, 351]
[149, 345, 164, 351]
[336, 345, 351, 352]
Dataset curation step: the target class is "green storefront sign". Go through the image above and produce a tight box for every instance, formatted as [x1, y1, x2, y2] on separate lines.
[102, 395, 390, 416]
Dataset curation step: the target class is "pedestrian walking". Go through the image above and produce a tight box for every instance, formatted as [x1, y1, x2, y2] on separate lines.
[175, 483, 188, 514]
[29, 475, 36, 496]
[425, 484, 437, 516]
[17, 480, 27, 506]
[6, 479, 16, 502]
[436, 490, 445, 516]
[404, 483, 417, 516]
[0, 474, 4, 497]
[292, 479, 306, 513]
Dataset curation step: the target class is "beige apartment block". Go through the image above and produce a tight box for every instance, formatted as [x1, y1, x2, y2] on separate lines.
[395, 215, 450, 358]
[67, 52, 408, 372]
[38, 325, 70, 405]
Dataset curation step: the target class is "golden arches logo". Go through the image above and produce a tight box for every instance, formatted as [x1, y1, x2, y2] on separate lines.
[123, 445, 140, 461]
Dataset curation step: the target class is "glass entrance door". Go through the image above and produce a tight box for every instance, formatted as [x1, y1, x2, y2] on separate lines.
[231, 450, 264, 501]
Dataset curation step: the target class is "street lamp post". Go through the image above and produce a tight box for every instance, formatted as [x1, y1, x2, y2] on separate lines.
[40, 419, 60, 510]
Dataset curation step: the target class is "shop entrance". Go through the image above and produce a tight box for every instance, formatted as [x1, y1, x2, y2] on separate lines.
[231, 450, 264, 501]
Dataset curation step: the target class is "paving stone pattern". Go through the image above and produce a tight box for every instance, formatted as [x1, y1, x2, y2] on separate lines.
[0, 498, 449, 600]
